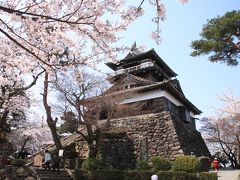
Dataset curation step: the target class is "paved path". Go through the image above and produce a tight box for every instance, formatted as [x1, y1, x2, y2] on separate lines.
[217, 169, 240, 180]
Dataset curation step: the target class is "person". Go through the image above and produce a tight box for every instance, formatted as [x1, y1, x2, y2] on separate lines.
[151, 174, 159, 180]
[213, 157, 219, 172]
[44, 150, 52, 172]
[208, 158, 212, 168]
[52, 153, 61, 174]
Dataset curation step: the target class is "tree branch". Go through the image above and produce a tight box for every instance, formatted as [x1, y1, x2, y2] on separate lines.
[0, 28, 51, 67]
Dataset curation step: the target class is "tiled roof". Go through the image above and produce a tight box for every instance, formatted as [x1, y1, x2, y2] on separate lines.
[104, 73, 155, 94]
[107, 79, 201, 114]
[127, 74, 155, 84]
[170, 79, 185, 97]
[106, 49, 177, 78]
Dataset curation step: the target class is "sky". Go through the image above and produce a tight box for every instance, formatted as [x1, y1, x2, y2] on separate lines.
[102, 0, 240, 123]
[28, 0, 239, 128]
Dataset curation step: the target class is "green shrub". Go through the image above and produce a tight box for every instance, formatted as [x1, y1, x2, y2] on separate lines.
[172, 155, 200, 173]
[199, 172, 217, 180]
[136, 160, 151, 170]
[11, 159, 26, 167]
[81, 158, 102, 171]
[149, 156, 172, 171]
[157, 171, 199, 180]
[124, 170, 153, 180]
[92, 169, 124, 180]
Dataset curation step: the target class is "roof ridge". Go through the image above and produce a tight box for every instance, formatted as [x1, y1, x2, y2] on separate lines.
[169, 79, 185, 97]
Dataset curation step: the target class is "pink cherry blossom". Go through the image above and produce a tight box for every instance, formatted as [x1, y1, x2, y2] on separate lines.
[0, 0, 188, 148]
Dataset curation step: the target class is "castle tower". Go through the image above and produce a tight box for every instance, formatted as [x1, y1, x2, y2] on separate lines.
[104, 49, 201, 128]
[60, 49, 211, 169]
[97, 49, 211, 167]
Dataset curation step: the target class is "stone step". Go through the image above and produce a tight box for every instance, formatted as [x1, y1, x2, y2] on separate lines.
[35, 168, 73, 180]
[37, 170, 69, 175]
[39, 177, 72, 180]
[38, 175, 73, 180]
[39, 174, 71, 177]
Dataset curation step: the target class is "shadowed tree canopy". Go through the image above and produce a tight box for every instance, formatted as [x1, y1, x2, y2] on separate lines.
[59, 111, 78, 134]
[200, 92, 240, 168]
[0, 0, 188, 151]
[190, 10, 240, 66]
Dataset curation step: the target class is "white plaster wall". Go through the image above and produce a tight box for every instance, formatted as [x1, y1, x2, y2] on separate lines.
[122, 89, 196, 116]
[122, 89, 183, 106]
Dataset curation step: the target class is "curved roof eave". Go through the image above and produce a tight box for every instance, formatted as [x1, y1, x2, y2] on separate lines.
[137, 81, 202, 115]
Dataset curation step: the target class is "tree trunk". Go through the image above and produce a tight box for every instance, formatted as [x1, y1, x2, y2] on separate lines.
[46, 117, 62, 151]
[84, 124, 101, 158]
[43, 72, 62, 151]
[17, 137, 30, 158]
[238, 144, 240, 168]
[88, 143, 98, 158]
[0, 110, 9, 132]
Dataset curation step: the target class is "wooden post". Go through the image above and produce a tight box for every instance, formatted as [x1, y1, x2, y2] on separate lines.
[140, 137, 148, 161]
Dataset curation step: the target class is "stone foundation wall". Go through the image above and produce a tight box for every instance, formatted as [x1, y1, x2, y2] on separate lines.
[100, 137, 136, 169]
[110, 112, 184, 161]
[172, 115, 210, 157]
[75, 111, 210, 169]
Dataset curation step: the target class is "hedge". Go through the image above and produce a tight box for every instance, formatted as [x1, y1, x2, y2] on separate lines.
[124, 170, 154, 180]
[157, 171, 199, 180]
[199, 172, 217, 180]
[74, 169, 217, 180]
[92, 169, 124, 180]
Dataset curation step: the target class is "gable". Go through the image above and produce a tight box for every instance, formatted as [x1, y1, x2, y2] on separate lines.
[107, 74, 155, 92]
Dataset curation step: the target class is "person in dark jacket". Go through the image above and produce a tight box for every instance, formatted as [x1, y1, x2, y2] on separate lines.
[52, 153, 61, 174]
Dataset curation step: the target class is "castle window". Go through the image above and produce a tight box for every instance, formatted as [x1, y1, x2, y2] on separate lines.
[154, 99, 161, 111]
[124, 84, 138, 89]
[167, 100, 173, 111]
[164, 98, 173, 112]
[99, 110, 108, 120]
[179, 106, 191, 123]
[185, 109, 191, 123]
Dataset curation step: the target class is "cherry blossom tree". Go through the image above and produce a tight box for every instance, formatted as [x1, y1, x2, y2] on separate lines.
[0, 70, 43, 142]
[200, 92, 240, 168]
[0, 0, 188, 72]
[53, 71, 138, 158]
[53, 71, 108, 157]
[8, 120, 53, 155]
[0, 0, 188, 150]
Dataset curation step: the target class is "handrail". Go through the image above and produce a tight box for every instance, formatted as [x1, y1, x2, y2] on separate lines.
[111, 61, 155, 76]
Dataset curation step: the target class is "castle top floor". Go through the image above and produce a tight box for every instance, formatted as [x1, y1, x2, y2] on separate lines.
[106, 49, 177, 83]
